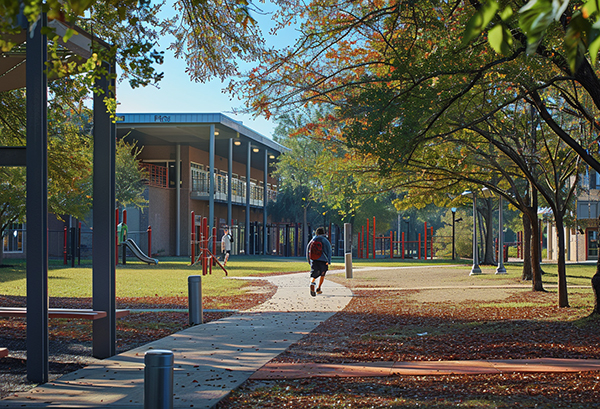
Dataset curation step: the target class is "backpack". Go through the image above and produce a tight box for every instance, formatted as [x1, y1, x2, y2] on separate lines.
[308, 239, 323, 260]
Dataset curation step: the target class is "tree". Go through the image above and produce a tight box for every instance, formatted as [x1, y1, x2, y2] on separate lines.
[232, 0, 598, 307]
[115, 139, 148, 210]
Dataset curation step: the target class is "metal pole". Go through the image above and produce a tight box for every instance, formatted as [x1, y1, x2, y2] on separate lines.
[452, 209, 456, 260]
[93, 61, 117, 358]
[26, 13, 49, 383]
[471, 193, 482, 275]
[496, 196, 507, 274]
[144, 350, 174, 409]
[175, 143, 181, 256]
[209, 126, 215, 238]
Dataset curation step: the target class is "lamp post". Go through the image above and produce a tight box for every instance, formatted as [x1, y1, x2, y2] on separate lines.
[451, 207, 457, 260]
[496, 196, 507, 274]
[462, 190, 482, 275]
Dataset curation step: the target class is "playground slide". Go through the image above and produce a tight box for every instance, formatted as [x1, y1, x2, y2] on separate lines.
[124, 238, 159, 265]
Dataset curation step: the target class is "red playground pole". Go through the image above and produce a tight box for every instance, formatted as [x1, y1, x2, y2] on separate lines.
[366, 219, 370, 259]
[202, 217, 208, 275]
[361, 226, 364, 258]
[430, 226, 434, 259]
[115, 208, 120, 266]
[191, 211, 195, 265]
[418, 233, 422, 259]
[424, 221, 428, 260]
[147, 225, 152, 257]
[401, 232, 405, 259]
[372, 217, 376, 259]
[211, 226, 217, 274]
[390, 231, 394, 259]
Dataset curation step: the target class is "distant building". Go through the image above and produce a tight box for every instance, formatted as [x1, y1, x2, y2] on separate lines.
[115, 113, 287, 257]
[545, 170, 600, 262]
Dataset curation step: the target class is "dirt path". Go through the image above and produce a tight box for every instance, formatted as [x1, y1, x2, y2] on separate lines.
[327, 265, 574, 303]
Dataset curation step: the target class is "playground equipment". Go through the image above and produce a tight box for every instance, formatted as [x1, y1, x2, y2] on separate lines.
[358, 217, 436, 260]
[190, 211, 228, 276]
[117, 209, 158, 265]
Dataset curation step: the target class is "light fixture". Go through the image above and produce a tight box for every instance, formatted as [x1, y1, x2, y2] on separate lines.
[234, 140, 241, 146]
[269, 154, 275, 159]
[214, 130, 219, 136]
[252, 147, 259, 153]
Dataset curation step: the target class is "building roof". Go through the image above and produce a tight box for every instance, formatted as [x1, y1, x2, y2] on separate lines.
[116, 113, 287, 172]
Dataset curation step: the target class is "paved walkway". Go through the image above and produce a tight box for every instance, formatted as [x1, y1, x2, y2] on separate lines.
[2, 267, 600, 408]
[0, 273, 352, 408]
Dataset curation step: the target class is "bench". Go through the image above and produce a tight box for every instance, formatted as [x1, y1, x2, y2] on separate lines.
[0, 307, 130, 320]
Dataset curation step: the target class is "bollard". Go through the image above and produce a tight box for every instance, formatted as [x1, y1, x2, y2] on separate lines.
[344, 223, 353, 279]
[144, 349, 174, 409]
[188, 275, 203, 325]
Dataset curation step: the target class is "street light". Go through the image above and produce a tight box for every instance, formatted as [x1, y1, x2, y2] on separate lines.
[462, 190, 482, 275]
[451, 208, 463, 261]
[451, 208, 457, 260]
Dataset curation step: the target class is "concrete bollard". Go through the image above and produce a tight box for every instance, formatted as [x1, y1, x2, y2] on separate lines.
[344, 223, 353, 279]
[345, 253, 353, 279]
[144, 349, 174, 409]
[188, 275, 203, 325]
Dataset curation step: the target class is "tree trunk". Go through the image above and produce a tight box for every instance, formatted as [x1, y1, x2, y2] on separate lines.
[555, 216, 569, 307]
[528, 208, 545, 291]
[522, 214, 532, 280]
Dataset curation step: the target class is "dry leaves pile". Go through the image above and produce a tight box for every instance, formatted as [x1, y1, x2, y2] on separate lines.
[218, 289, 600, 408]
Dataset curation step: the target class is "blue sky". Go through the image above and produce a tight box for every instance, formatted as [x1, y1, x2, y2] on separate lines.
[116, 1, 293, 139]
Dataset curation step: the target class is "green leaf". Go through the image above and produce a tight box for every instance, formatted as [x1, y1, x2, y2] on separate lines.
[499, 6, 514, 21]
[463, 0, 499, 44]
[63, 28, 76, 43]
[583, 0, 600, 17]
[519, 0, 555, 53]
[488, 24, 514, 55]
[589, 23, 600, 65]
[565, 12, 591, 72]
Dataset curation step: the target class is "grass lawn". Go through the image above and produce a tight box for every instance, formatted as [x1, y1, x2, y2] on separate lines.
[0, 256, 310, 299]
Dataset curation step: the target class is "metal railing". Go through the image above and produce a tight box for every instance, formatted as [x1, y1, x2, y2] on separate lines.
[191, 168, 277, 205]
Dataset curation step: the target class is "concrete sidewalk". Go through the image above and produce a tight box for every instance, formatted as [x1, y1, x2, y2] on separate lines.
[0, 272, 353, 408]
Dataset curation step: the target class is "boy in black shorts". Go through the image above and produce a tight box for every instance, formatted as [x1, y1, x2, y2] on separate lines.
[306, 227, 332, 296]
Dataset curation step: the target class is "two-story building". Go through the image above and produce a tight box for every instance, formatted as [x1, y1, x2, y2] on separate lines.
[116, 113, 286, 258]
[544, 170, 600, 262]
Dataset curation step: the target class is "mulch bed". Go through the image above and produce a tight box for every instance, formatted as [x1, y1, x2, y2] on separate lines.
[217, 289, 600, 408]
[0, 279, 277, 399]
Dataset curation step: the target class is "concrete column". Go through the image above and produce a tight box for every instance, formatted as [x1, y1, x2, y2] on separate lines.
[227, 137, 233, 227]
[263, 149, 268, 255]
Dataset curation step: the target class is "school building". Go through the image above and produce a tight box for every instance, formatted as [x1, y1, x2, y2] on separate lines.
[115, 113, 287, 258]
